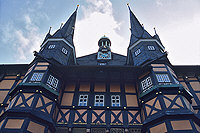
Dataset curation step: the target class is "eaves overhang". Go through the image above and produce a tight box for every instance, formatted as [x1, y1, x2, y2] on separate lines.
[40, 38, 77, 64]
[128, 39, 165, 51]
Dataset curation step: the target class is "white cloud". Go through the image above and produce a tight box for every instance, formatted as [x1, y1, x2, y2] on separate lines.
[1, 15, 44, 63]
[0, 0, 47, 63]
[155, 0, 164, 6]
[14, 14, 42, 62]
[0, 22, 15, 44]
[160, 12, 200, 65]
[74, 0, 126, 57]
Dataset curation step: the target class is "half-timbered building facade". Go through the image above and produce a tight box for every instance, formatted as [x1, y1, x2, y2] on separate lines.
[0, 5, 200, 133]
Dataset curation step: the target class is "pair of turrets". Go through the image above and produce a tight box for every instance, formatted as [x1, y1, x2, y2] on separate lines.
[38, 4, 166, 66]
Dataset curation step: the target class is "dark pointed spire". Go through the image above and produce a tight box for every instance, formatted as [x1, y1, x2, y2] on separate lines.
[41, 27, 52, 45]
[45, 27, 52, 39]
[53, 6, 78, 45]
[48, 26, 52, 34]
[153, 27, 162, 44]
[60, 23, 63, 29]
[128, 5, 152, 46]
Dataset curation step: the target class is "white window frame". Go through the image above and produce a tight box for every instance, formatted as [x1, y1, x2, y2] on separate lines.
[135, 48, 141, 56]
[30, 73, 44, 82]
[62, 47, 68, 55]
[111, 95, 120, 107]
[48, 45, 55, 49]
[148, 45, 155, 50]
[94, 95, 104, 106]
[46, 75, 59, 91]
[78, 94, 88, 106]
[156, 74, 170, 83]
[141, 76, 153, 92]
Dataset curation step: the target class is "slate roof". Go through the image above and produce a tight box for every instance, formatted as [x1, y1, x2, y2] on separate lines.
[77, 52, 127, 66]
[128, 6, 152, 46]
[52, 7, 78, 46]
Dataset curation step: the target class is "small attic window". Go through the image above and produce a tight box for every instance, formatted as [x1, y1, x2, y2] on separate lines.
[48, 45, 55, 49]
[135, 48, 141, 56]
[62, 47, 68, 55]
[148, 46, 155, 50]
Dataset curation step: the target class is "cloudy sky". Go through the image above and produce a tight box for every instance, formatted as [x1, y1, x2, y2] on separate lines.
[0, 0, 200, 65]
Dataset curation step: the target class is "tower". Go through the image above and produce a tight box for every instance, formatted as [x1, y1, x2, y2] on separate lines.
[126, 6, 167, 67]
[39, 7, 78, 66]
[0, 7, 78, 133]
[126, 5, 199, 132]
[97, 36, 112, 65]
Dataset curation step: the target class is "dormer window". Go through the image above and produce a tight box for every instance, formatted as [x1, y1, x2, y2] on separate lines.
[148, 46, 155, 50]
[135, 48, 141, 56]
[48, 45, 55, 49]
[62, 47, 68, 55]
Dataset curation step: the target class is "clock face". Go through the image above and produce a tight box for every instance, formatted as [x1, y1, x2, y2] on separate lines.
[98, 52, 111, 60]
[100, 53, 109, 58]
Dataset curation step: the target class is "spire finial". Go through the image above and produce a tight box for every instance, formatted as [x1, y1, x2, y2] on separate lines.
[60, 23, 63, 29]
[76, 5, 79, 10]
[154, 27, 157, 35]
[142, 24, 144, 28]
[127, 3, 131, 10]
[48, 27, 52, 34]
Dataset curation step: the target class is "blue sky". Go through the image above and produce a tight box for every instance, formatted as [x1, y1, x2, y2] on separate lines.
[0, 0, 200, 65]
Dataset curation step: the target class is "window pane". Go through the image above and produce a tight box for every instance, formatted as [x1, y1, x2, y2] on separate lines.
[111, 95, 120, 107]
[78, 94, 88, 106]
[141, 76, 152, 91]
[95, 95, 104, 106]
[47, 75, 59, 90]
[30, 73, 44, 82]
[156, 74, 170, 83]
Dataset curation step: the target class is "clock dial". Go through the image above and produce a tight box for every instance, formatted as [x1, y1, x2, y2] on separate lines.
[98, 51, 111, 60]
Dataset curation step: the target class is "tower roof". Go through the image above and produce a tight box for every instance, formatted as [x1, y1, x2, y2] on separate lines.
[52, 7, 78, 46]
[128, 5, 152, 46]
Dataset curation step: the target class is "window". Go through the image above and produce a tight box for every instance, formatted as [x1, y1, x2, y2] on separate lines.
[94, 95, 104, 106]
[30, 73, 44, 82]
[156, 74, 170, 83]
[148, 46, 155, 50]
[48, 45, 55, 49]
[78, 95, 88, 106]
[135, 49, 141, 56]
[111, 95, 120, 107]
[46, 75, 59, 91]
[141, 76, 153, 91]
[62, 47, 68, 55]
